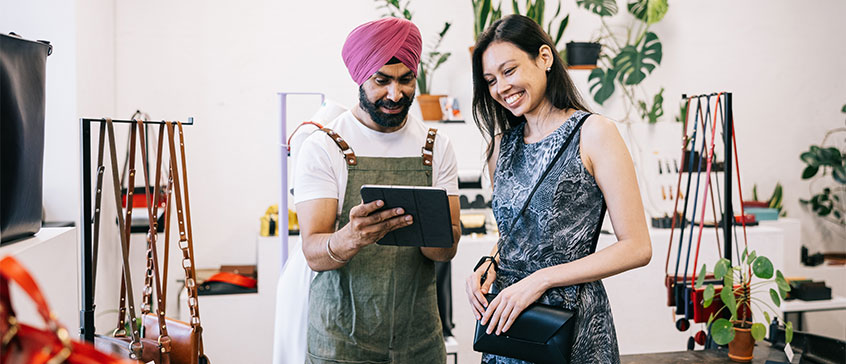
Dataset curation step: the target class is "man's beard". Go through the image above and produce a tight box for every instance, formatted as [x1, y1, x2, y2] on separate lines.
[359, 86, 414, 128]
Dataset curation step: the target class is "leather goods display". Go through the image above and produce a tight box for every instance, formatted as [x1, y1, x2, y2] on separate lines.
[0, 255, 134, 364]
[0, 33, 51, 244]
[91, 118, 209, 364]
[473, 113, 599, 364]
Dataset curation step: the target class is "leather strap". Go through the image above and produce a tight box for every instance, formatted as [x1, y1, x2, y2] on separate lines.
[165, 121, 206, 357]
[115, 122, 137, 336]
[422, 128, 436, 166]
[104, 118, 143, 359]
[92, 122, 107, 297]
[319, 128, 357, 165]
[286, 121, 324, 154]
[136, 120, 172, 361]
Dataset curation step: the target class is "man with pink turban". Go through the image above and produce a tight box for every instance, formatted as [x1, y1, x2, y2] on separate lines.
[292, 17, 461, 363]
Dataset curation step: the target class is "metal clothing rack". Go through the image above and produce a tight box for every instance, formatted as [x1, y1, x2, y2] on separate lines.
[278, 92, 324, 268]
[78, 117, 194, 342]
[680, 92, 734, 263]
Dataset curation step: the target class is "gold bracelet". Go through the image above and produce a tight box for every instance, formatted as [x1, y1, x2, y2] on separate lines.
[326, 237, 349, 264]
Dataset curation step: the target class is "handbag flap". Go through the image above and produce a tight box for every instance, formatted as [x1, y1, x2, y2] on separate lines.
[483, 294, 575, 343]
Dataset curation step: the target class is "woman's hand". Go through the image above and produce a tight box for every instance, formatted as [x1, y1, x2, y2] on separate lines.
[480, 272, 547, 335]
[465, 260, 497, 320]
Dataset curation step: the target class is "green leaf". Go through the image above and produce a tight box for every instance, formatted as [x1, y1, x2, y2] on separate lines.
[747, 250, 757, 265]
[770, 288, 781, 307]
[842, 104, 846, 113]
[764, 311, 771, 324]
[752, 256, 774, 279]
[776, 270, 791, 293]
[802, 165, 819, 179]
[821, 147, 842, 165]
[786, 321, 793, 343]
[588, 67, 617, 105]
[711, 318, 735, 345]
[751, 323, 766, 341]
[628, 0, 668, 24]
[695, 264, 707, 288]
[612, 32, 662, 85]
[639, 87, 665, 123]
[704, 284, 715, 307]
[714, 258, 730, 279]
[722, 276, 737, 319]
[833, 165, 846, 184]
[801, 151, 820, 166]
[577, 0, 618, 16]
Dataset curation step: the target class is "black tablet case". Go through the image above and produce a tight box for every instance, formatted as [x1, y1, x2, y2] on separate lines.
[360, 185, 453, 248]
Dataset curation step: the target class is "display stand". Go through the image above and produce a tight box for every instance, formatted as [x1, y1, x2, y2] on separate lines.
[78, 117, 194, 342]
[277, 92, 324, 268]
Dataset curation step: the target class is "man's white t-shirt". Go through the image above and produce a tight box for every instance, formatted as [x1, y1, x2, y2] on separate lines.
[293, 110, 459, 217]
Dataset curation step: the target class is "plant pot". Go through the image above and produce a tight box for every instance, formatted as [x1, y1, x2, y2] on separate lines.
[469, 45, 476, 58]
[728, 324, 755, 362]
[565, 42, 600, 70]
[417, 94, 445, 121]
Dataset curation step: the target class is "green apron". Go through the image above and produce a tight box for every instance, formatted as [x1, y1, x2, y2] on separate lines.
[306, 130, 445, 364]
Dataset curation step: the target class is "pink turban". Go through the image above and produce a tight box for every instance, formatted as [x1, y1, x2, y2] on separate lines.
[342, 17, 422, 85]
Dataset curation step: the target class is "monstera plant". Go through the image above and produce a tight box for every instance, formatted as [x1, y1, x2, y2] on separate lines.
[579, 0, 668, 123]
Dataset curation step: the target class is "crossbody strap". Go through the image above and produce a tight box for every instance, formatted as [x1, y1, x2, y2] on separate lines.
[104, 118, 143, 358]
[492, 112, 596, 262]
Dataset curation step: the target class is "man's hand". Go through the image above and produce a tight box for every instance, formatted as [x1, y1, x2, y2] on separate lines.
[338, 199, 413, 249]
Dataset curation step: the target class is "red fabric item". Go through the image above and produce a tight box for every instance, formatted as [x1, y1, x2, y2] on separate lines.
[206, 272, 257, 289]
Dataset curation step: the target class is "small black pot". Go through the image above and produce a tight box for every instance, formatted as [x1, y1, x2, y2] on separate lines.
[566, 42, 601, 67]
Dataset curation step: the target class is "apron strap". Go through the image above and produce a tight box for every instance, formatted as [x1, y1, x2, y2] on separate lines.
[422, 128, 436, 166]
[319, 128, 357, 166]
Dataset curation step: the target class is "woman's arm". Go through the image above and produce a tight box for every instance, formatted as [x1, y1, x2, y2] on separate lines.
[481, 114, 652, 335]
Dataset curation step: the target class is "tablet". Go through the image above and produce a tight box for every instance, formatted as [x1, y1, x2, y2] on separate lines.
[360, 185, 454, 248]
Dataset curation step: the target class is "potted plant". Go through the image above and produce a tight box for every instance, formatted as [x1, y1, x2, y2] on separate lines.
[799, 105, 846, 228]
[696, 248, 793, 362]
[578, 0, 668, 124]
[377, 0, 452, 121]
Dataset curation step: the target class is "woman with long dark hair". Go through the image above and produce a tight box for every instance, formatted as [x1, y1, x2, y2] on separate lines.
[465, 15, 652, 363]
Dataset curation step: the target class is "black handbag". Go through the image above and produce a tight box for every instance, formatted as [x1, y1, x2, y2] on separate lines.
[473, 112, 605, 364]
[0, 33, 51, 244]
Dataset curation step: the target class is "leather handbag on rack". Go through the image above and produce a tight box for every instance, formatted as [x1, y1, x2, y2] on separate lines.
[0, 255, 135, 364]
[473, 113, 601, 364]
[0, 33, 51, 244]
[91, 119, 209, 364]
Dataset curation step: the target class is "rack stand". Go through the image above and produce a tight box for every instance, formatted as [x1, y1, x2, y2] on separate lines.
[78, 117, 194, 342]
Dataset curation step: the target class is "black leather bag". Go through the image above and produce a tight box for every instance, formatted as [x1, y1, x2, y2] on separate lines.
[475, 294, 577, 363]
[473, 113, 603, 364]
[0, 33, 51, 244]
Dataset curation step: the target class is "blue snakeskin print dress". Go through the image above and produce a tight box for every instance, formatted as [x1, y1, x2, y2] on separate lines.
[483, 111, 620, 364]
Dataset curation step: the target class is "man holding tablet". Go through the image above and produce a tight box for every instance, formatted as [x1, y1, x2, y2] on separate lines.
[293, 17, 461, 364]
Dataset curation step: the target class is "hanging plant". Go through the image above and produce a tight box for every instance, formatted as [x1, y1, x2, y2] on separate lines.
[799, 107, 846, 227]
[581, 0, 668, 123]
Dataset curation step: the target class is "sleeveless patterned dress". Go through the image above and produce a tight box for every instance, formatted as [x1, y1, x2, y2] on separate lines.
[483, 110, 620, 364]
